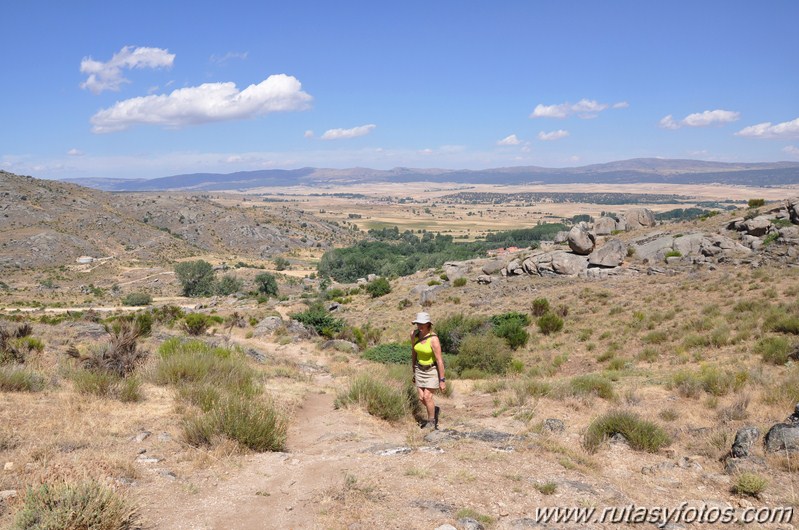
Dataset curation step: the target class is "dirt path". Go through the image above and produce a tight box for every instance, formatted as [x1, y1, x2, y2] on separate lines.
[141, 349, 408, 530]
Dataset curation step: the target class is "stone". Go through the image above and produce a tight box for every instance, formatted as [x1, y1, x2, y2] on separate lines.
[764, 422, 799, 453]
[443, 262, 470, 281]
[588, 238, 626, 268]
[567, 226, 596, 255]
[788, 197, 799, 224]
[551, 251, 589, 276]
[724, 456, 767, 475]
[543, 418, 565, 433]
[458, 518, 485, 530]
[434, 525, 457, 530]
[594, 216, 617, 236]
[672, 233, 705, 256]
[366, 274, 378, 282]
[481, 259, 506, 275]
[476, 275, 492, 284]
[3, 462, 13, 471]
[420, 284, 446, 305]
[320, 340, 359, 353]
[731, 426, 760, 458]
[623, 208, 656, 230]
[133, 431, 151, 443]
[553, 230, 569, 244]
[505, 258, 523, 275]
[631, 235, 674, 263]
[740, 216, 772, 237]
[253, 316, 283, 336]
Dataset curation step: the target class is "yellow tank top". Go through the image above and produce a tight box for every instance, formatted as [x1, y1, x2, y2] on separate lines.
[413, 334, 435, 366]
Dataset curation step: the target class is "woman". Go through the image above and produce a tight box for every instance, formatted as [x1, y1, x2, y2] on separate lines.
[411, 312, 446, 429]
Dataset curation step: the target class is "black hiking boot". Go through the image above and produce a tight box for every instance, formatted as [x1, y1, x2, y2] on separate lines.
[434, 406, 440, 430]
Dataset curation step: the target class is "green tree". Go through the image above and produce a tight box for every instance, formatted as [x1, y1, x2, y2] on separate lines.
[175, 260, 215, 297]
[274, 257, 290, 271]
[254, 273, 279, 297]
[365, 277, 391, 298]
[215, 274, 243, 296]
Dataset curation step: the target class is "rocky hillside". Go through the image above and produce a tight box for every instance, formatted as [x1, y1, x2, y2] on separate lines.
[0, 171, 354, 270]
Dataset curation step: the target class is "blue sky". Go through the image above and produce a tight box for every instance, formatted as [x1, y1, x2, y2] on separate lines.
[1, 1, 798, 180]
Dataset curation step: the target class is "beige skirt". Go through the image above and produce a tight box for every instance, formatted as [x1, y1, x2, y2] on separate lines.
[414, 364, 440, 389]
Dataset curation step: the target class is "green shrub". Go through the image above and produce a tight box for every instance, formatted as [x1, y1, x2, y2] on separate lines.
[531, 298, 550, 317]
[537, 312, 564, 335]
[747, 198, 766, 208]
[755, 335, 793, 365]
[122, 292, 152, 306]
[732, 472, 767, 497]
[215, 274, 243, 296]
[436, 313, 488, 355]
[365, 277, 392, 298]
[335, 373, 409, 422]
[362, 342, 411, 364]
[664, 250, 682, 259]
[118, 376, 144, 403]
[174, 260, 216, 297]
[671, 365, 746, 397]
[771, 316, 799, 335]
[566, 374, 615, 400]
[453, 277, 467, 287]
[274, 256, 290, 271]
[0, 367, 45, 392]
[289, 303, 345, 338]
[254, 272, 279, 297]
[70, 369, 120, 397]
[456, 333, 512, 375]
[14, 480, 140, 530]
[583, 410, 671, 453]
[183, 395, 288, 452]
[642, 330, 668, 345]
[535, 481, 557, 495]
[151, 305, 185, 325]
[182, 313, 212, 336]
[491, 313, 530, 350]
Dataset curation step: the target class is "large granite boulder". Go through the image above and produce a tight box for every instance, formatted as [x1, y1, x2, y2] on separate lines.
[623, 208, 656, 230]
[588, 239, 626, 268]
[764, 423, 799, 453]
[594, 216, 617, 236]
[740, 216, 773, 237]
[788, 197, 799, 224]
[631, 234, 674, 263]
[551, 251, 589, 276]
[481, 259, 505, 275]
[567, 226, 596, 255]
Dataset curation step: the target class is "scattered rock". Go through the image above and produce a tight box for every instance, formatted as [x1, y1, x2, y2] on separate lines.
[434, 525, 457, 530]
[724, 456, 767, 475]
[133, 431, 151, 443]
[476, 274, 492, 284]
[320, 339, 359, 354]
[551, 251, 589, 276]
[740, 216, 772, 237]
[788, 197, 799, 224]
[543, 418, 565, 433]
[764, 422, 799, 453]
[412, 499, 454, 514]
[731, 426, 759, 458]
[458, 518, 485, 530]
[594, 216, 618, 236]
[253, 316, 283, 336]
[3, 462, 13, 471]
[481, 260, 506, 275]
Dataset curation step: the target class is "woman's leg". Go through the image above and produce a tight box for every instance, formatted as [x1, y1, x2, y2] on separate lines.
[422, 388, 435, 423]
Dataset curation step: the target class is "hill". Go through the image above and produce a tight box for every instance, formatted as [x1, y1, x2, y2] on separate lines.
[0, 170, 352, 271]
[62, 158, 799, 191]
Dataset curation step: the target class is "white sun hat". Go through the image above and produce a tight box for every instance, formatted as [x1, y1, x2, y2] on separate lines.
[412, 312, 432, 324]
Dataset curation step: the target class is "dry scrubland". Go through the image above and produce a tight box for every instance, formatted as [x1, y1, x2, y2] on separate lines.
[1, 187, 799, 529]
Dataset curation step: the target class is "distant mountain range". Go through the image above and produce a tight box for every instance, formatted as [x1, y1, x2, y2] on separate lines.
[61, 158, 799, 191]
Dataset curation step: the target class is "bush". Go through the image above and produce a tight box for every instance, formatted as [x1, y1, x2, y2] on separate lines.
[455, 333, 512, 375]
[122, 292, 152, 306]
[747, 198, 766, 208]
[289, 303, 345, 338]
[493, 319, 530, 350]
[151, 305, 185, 325]
[537, 312, 564, 335]
[755, 335, 793, 365]
[14, 480, 140, 530]
[182, 313, 212, 336]
[183, 395, 288, 452]
[174, 260, 216, 297]
[566, 374, 615, 400]
[274, 256, 290, 271]
[642, 330, 669, 344]
[254, 272, 279, 297]
[531, 298, 550, 317]
[453, 277, 467, 287]
[0, 367, 45, 392]
[732, 472, 767, 497]
[66, 320, 148, 378]
[335, 373, 409, 422]
[362, 342, 411, 364]
[365, 277, 392, 298]
[583, 410, 671, 453]
[215, 274, 243, 296]
[70, 369, 120, 397]
[436, 313, 488, 355]
[671, 365, 747, 397]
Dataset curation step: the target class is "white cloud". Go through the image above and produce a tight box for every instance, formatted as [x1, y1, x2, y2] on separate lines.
[80, 46, 175, 94]
[530, 99, 614, 119]
[497, 134, 521, 146]
[537, 130, 570, 141]
[304, 130, 315, 138]
[783, 145, 799, 156]
[660, 109, 740, 129]
[67, 148, 84, 156]
[90, 74, 312, 133]
[612, 101, 629, 109]
[736, 117, 799, 139]
[320, 124, 376, 140]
